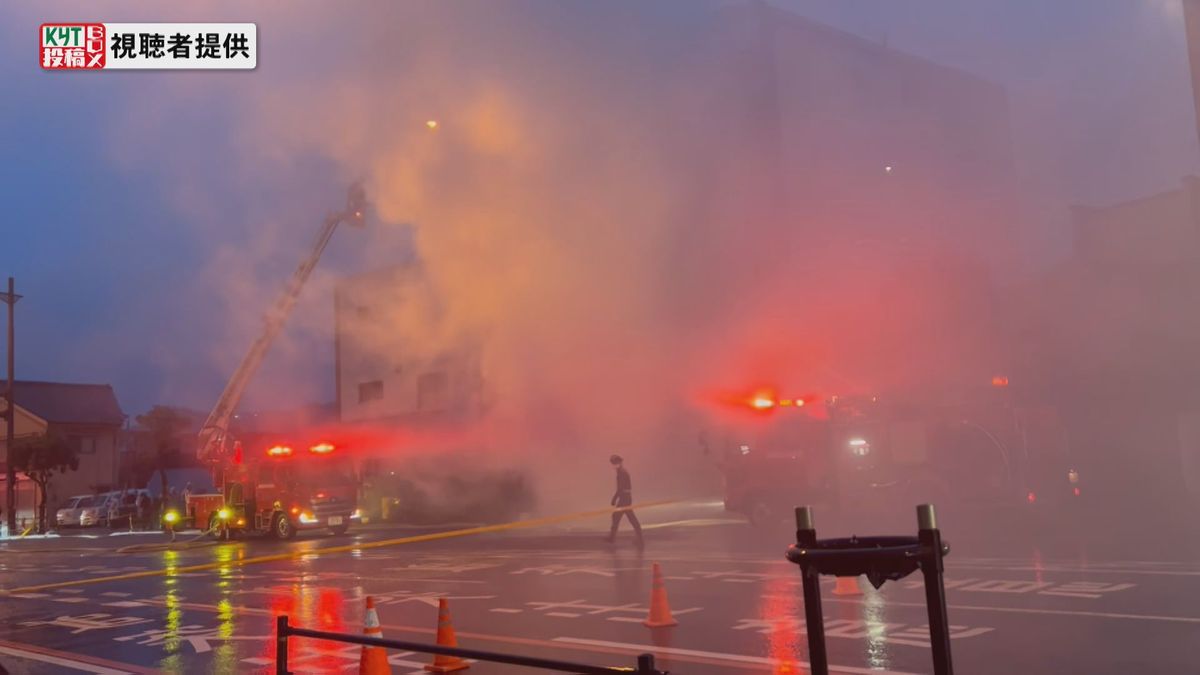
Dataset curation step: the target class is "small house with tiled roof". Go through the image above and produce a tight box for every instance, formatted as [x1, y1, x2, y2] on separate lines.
[1, 380, 125, 524]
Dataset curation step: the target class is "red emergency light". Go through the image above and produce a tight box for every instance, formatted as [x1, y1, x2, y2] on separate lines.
[266, 445, 294, 457]
[750, 397, 775, 410]
[746, 395, 806, 411]
[309, 442, 336, 454]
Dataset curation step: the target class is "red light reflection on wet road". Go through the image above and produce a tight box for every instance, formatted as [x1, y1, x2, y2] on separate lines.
[759, 575, 802, 674]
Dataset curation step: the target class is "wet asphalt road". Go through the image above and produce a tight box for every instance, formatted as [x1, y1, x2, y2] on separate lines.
[0, 501, 1198, 674]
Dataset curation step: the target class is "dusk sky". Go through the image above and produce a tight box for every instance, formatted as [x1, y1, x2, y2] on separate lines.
[2, 0, 1198, 419]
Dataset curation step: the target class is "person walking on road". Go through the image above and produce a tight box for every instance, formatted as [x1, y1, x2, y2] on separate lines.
[135, 491, 149, 530]
[606, 454, 643, 546]
[181, 482, 192, 522]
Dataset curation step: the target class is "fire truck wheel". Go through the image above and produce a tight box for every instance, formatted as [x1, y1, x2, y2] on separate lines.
[272, 513, 297, 540]
[329, 523, 349, 536]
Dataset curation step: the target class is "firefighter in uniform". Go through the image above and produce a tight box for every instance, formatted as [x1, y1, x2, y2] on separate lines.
[606, 454, 644, 546]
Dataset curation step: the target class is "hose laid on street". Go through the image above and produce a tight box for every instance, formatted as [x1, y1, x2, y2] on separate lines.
[114, 525, 223, 554]
[2, 526, 224, 555]
[0, 545, 111, 554]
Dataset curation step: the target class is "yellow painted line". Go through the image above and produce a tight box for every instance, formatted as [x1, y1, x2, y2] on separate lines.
[0, 499, 679, 595]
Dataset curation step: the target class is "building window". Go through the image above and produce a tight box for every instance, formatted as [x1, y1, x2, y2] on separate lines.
[358, 380, 384, 403]
[69, 436, 96, 455]
[417, 371, 449, 412]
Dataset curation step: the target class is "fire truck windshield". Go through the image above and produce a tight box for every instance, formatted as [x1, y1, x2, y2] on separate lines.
[733, 416, 826, 458]
[284, 460, 356, 487]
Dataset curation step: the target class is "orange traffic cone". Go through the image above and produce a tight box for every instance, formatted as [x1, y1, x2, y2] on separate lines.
[643, 562, 678, 627]
[359, 596, 389, 675]
[425, 597, 469, 673]
[832, 575, 863, 596]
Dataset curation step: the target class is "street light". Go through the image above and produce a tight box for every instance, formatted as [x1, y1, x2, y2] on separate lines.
[1, 277, 21, 534]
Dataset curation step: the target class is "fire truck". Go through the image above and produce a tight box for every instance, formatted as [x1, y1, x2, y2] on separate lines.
[716, 385, 1082, 528]
[190, 440, 360, 539]
[188, 184, 368, 539]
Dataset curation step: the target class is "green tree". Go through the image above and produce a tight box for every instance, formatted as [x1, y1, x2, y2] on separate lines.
[9, 432, 78, 533]
[135, 406, 190, 503]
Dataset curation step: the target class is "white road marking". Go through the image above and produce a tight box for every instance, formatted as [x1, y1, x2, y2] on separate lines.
[367, 590, 496, 607]
[103, 601, 147, 608]
[370, 577, 487, 585]
[608, 608, 704, 623]
[949, 563, 1200, 577]
[733, 617, 994, 647]
[552, 637, 920, 675]
[515, 599, 704, 622]
[385, 562, 503, 574]
[100, 592, 131, 597]
[12, 592, 51, 598]
[0, 644, 133, 674]
[1040, 582, 1136, 599]
[956, 557, 1200, 570]
[489, 608, 523, 614]
[115, 626, 271, 654]
[510, 550, 1200, 578]
[826, 597, 1200, 623]
[22, 613, 150, 634]
[904, 577, 1138, 599]
[53, 597, 90, 603]
[512, 564, 643, 577]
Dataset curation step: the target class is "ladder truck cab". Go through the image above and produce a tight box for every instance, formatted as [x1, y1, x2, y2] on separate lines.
[194, 440, 360, 540]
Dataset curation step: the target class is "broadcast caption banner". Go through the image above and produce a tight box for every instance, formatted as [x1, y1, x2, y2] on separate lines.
[41, 23, 257, 70]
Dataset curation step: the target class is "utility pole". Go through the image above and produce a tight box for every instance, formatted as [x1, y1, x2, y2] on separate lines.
[1, 277, 20, 534]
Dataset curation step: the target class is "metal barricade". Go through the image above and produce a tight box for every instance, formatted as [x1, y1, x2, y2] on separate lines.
[786, 503, 953, 675]
[274, 615, 666, 675]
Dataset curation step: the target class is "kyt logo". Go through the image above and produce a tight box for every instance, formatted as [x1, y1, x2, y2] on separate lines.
[41, 23, 106, 69]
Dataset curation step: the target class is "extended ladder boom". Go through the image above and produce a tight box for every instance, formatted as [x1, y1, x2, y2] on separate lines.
[197, 183, 366, 461]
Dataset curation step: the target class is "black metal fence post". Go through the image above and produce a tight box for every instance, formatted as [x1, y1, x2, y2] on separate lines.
[275, 615, 290, 675]
[272, 621, 664, 674]
[917, 504, 953, 675]
[794, 506, 828, 675]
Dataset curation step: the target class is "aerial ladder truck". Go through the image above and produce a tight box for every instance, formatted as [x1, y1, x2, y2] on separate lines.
[189, 184, 367, 538]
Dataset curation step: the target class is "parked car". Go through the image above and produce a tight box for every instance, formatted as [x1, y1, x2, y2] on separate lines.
[56, 494, 95, 528]
[107, 489, 151, 528]
[87, 491, 121, 528]
[78, 495, 108, 527]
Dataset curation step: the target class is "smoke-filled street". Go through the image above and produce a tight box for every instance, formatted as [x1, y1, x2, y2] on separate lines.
[8, 0, 1200, 672]
[2, 501, 1198, 674]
